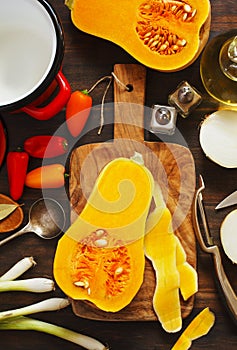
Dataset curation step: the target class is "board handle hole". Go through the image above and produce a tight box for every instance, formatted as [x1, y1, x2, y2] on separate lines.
[126, 84, 133, 92]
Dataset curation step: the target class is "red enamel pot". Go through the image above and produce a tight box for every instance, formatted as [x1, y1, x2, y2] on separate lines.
[0, 0, 71, 120]
[0, 118, 7, 169]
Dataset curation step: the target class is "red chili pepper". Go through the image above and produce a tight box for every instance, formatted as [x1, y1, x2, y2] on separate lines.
[66, 89, 92, 137]
[24, 135, 68, 158]
[25, 164, 65, 189]
[7, 149, 29, 200]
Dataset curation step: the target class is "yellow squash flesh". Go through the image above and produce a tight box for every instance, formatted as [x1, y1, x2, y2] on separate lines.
[65, 0, 211, 72]
[144, 183, 198, 332]
[175, 236, 198, 301]
[54, 155, 154, 312]
[171, 307, 215, 349]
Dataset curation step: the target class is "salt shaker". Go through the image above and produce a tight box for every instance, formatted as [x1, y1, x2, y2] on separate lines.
[150, 104, 177, 135]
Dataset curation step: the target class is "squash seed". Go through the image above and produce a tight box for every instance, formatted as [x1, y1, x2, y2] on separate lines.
[94, 238, 108, 247]
[74, 280, 90, 289]
[115, 267, 124, 275]
[95, 228, 106, 237]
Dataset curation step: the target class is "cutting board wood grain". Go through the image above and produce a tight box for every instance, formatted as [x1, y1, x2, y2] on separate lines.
[69, 64, 196, 321]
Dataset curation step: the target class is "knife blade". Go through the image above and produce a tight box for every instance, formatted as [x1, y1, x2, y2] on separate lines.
[215, 190, 237, 210]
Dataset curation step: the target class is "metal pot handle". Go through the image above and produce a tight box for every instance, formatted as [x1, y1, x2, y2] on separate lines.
[192, 175, 237, 325]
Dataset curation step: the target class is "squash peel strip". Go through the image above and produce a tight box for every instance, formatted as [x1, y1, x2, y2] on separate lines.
[171, 307, 215, 349]
[175, 237, 198, 301]
[144, 183, 198, 332]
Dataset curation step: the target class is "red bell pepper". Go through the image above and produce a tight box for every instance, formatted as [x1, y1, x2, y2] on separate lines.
[25, 164, 65, 189]
[66, 89, 92, 137]
[7, 149, 29, 200]
[24, 135, 68, 158]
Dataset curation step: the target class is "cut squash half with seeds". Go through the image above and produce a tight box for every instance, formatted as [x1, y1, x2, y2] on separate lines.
[54, 154, 154, 312]
[65, 0, 211, 71]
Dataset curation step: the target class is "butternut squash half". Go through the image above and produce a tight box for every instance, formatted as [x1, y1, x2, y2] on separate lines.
[65, 0, 211, 72]
[54, 154, 154, 312]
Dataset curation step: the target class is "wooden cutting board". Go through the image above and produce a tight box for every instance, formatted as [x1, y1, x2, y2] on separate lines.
[69, 64, 196, 321]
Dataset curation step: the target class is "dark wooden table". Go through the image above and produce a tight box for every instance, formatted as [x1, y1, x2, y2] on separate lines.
[0, 1, 237, 349]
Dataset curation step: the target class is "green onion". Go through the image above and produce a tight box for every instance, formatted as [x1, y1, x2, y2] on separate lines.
[0, 316, 109, 350]
[0, 257, 36, 281]
[0, 298, 70, 320]
[0, 277, 55, 293]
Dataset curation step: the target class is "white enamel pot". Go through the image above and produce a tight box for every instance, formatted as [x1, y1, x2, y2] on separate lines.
[0, 0, 71, 120]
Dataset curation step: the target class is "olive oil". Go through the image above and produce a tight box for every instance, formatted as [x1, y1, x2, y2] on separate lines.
[200, 30, 237, 106]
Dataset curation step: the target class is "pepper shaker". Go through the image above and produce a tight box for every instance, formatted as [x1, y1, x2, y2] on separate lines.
[168, 81, 202, 118]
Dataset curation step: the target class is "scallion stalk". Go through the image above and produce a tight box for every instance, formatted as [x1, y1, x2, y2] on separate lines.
[0, 298, 70, 320]
[0, 316, 109, 350]
[0, 257, 36, 281]
[0, 278, 55, 293]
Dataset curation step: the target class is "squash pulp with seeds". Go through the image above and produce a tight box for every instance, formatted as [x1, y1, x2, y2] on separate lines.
[54, 155, 154, 312]
[65, 0, 211, 72]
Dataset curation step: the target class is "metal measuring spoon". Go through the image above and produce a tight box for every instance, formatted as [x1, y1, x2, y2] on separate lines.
[0, 198, 66, 247]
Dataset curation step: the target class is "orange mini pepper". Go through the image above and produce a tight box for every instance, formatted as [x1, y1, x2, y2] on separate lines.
[25, 164, 65, 189]
[66, 90, 92, 138]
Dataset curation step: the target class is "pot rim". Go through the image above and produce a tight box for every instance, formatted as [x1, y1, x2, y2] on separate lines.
[0, 0, 64, 112]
